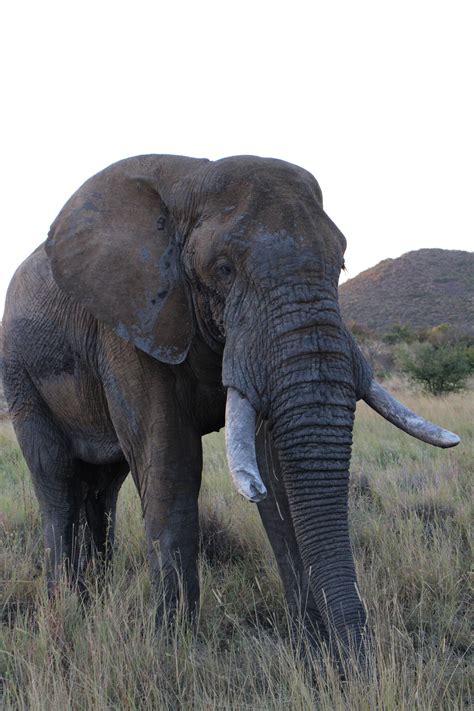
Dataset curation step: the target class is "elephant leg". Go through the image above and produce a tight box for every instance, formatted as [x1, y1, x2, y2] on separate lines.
[126, 421, 203, 622]
[80, 462, 129, 565]
[255, 419, 327, 645]
[13, 412, 86, 596]
[101, 349, 203, 622]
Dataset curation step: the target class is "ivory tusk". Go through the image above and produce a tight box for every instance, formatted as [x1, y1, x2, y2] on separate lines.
[225, 388, 267, 502]
[363, 380, 460, 448]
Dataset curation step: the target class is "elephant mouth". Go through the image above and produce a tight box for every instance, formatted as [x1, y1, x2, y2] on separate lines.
[224, 380, 460, 501]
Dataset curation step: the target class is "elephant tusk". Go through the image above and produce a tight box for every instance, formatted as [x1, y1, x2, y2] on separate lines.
[225, 388, 267, 502]
[363, 380, 460, 448]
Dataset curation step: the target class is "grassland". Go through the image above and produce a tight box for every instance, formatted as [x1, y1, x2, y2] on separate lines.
[1, 380, 472, 709]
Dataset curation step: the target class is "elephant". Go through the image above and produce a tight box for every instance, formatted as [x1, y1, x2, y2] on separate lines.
[1, 154, 459, 661]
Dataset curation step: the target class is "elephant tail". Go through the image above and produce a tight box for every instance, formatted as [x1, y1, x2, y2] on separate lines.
[0, 322, 8, 419]
[0, 320, 5, 388]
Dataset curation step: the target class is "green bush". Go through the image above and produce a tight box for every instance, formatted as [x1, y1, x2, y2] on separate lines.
[463, 343, 474, 370]
[382, 324, 416, 344]
[397, 342, 474, 395]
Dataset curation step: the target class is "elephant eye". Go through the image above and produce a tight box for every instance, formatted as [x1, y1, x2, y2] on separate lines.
[219, 263, 232, 277]
[215, 260, 234, 280]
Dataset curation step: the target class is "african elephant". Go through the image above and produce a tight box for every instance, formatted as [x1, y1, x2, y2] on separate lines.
[1, 155, 459, 660]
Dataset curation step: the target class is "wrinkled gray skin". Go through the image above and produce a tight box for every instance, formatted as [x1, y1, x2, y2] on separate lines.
[3, 155, 376, 660]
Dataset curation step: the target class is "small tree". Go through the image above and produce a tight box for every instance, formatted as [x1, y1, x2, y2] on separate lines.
[398, 342, 473, 395]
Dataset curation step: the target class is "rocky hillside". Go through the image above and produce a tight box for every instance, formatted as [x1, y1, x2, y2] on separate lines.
[339, 249, 474, 336]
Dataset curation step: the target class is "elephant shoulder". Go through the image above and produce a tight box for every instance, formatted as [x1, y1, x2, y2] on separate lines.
[3, 244, 97, 372]
[4, 244, 55, 321]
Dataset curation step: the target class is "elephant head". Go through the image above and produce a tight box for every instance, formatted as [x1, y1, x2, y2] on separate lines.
[46, 154, 459, 655]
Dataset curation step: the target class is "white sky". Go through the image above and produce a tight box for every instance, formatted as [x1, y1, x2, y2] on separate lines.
[1, 1, 473, 315]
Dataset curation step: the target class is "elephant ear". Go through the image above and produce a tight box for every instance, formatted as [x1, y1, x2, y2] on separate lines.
[46, 155, 208, 364]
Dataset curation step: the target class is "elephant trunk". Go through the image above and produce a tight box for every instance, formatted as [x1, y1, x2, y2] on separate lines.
[268, 339, 366, 653]
[222, 281, 369, 652]
[222, 276, 459, 657]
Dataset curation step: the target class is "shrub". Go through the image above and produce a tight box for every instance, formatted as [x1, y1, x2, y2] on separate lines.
[382, 324, 416, 344]
[397, 342, 474, 395]
[346, 320, 375, 342]
[463, 343, 474, 370]
[359, 340, 395, 379]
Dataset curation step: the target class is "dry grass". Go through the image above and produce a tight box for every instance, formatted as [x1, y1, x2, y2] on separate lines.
[1, 382, 472, 709]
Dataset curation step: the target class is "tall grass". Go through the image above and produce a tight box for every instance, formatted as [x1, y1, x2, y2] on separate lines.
[1, 382, 472, 709]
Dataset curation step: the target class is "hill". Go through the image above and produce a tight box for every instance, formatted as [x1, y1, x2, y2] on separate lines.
[339, 249, 474, 336]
